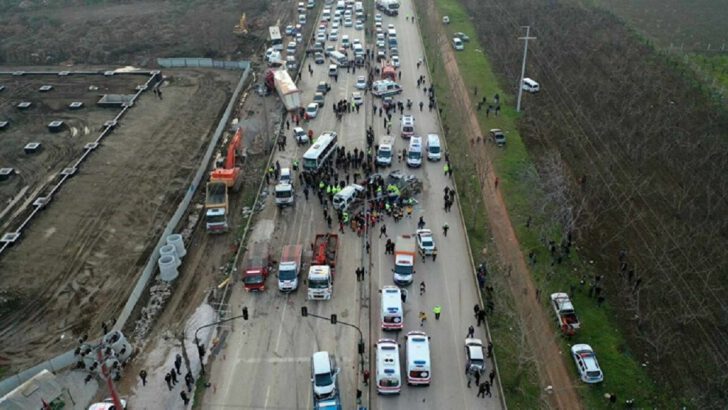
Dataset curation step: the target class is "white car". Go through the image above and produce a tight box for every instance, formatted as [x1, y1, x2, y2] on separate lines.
[416, 229, 435, 255]
[305, 103, 319, 119]
[387, 23, 395, 30]
[453, 37, 464, 50]
[329, 30, 339, 41]
[355, 76, 368, 90]
[392, 55, 400, 67]
[298, 14, 307, 25]
[571, 344, 604, 384]
[317, 32, 327, 42]
[442, 16, 450, 24]
[375, 13, 382, 22]
[375, 21, 383, 29]
[88, 398, 128, 410]
[355, 21, 364, 30]
[332, 21, 340, 30]
[465, 338, 486, 374]
[352, 91, 363, 106]
[353, 38, 361, 46]
[344, 17, 353, 27]
[285, 25, 295, 35]
[377, 40, 386, 49]
[293, 127, 309, 144]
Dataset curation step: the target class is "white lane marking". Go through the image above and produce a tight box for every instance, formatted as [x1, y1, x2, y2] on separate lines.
[264, 385, 271, 408]
[274, 298, 289, 352]
[234, 356, 356, 364]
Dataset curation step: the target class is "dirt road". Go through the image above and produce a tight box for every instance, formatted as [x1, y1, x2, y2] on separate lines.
[420, 0, 582, 407]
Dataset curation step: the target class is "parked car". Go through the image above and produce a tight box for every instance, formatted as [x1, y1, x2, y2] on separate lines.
[571, 344, 604, 384]
[313, 92, 326, 107]
[316, 81, 331, 95]
[375, 13, 382, 22]
[305, 103, 319, 119]
[285, 25, 295, 35]
[315, 52, 325, 64]
[489, 128, 506, 146]
[293, 127, 309, 144]
[352, 91, 363, 106]
[454, 32, 470, 42]
[355, 21, 364, 30]
[344, 17, 353, 27]
[88, 398, 128, 410]
[453, 37, 464, 50]
[392, 56, 400, 67]
[355, 76, 368, 90]
[416, 229, 435, 255]
[465, 338, 486, 374]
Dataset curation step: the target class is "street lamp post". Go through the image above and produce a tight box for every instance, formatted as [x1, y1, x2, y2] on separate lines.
[301, 307, 366, 373]
[194, 306, 249, 375]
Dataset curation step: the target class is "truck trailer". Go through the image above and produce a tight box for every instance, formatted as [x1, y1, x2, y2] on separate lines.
[205, 181, 229, 233]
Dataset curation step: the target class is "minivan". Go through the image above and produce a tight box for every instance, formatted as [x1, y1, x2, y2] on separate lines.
[341, 35, 350, 49]
[380, 286, 404, 330]
[406, 136, 423, 168]
[328, 64, 338, 77]
[426, 134, 441, 161]
[311, 351, 339, 399]
[329, 50, 348, 67]
[522, 77, 540, 93]
[333, 184, 364, 211]
[376, 339, 402, 394]
[400, 115, 415, 138]
[405, 331, 431, 385]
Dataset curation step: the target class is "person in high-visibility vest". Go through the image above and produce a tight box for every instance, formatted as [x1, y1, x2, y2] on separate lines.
[443, 163, 449, 175]
[343, 212, 350, 223]
[319, 181, 325, 191]
[433, 305, 442, 320]
[326, 185, 332, 195]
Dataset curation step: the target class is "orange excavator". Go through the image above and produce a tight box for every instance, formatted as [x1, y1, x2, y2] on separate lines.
[205, 128, 244, 233]
[210, 128, 244, 191]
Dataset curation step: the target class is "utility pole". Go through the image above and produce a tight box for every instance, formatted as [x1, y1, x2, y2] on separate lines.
[516, 26, 536, 113]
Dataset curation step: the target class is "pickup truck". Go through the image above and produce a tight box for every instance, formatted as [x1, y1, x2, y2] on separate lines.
[550, 292, 580, 336]
[241, 242, 272, 292]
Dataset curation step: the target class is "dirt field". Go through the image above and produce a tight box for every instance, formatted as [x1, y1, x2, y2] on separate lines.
[0, 0, 274, 66]
[0, 72, 149, 228]
[458, 0, 728, 405]
[593, 0, 728, 51]
[0, 68, 240, 372]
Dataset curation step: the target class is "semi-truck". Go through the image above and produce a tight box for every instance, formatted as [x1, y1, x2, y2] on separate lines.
[307, 233, 338, 300]
[393, 234, 416, 285]
[376, 135, 395, 166]
[265, 69, 301, 112]
[278, 244, 303, 292]
[205, 181, 229, 233]
[241, 242, 271, 292]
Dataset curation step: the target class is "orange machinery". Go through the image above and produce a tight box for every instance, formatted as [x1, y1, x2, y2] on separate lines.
[210, 128, 244, 191]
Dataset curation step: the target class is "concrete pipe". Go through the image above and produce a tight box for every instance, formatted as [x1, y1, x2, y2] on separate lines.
[158, 254, 179, 282]
[159, 244, 181, 267]
[166, 234, 186, 258]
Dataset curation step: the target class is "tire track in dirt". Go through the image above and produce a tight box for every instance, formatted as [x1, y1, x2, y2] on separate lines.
[419, 1, 582, 408]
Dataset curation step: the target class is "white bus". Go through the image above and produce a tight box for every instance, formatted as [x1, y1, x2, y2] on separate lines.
[303, 132, 338, 172]
[376, 338, 402, 394]
[269, 26, 283, 51]
[405, 331, 431, 385]
[380, 286, 403, 330]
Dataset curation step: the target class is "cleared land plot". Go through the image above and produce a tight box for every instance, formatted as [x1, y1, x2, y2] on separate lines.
[0, 72, 149, 227]
[0, 68, 239, 372]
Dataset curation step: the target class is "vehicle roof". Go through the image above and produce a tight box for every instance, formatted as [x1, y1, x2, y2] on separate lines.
[571, 344, 594, 354]
[406, 331, 430, 365]
[376, 340, 400, 376]
[465, 338, 484, 360]
[309, 265, 331, 277]
[381, 286, 402, 311]
[312, 351, 332, 372]
[551, 293, 574, 310]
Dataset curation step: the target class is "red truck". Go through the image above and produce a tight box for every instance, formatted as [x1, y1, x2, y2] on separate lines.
[312, 233, 338, 274]
[241, 241, 272, 292]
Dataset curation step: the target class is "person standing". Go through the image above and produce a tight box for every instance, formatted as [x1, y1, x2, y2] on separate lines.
[139, 369, 147, 386]
[442, 223, 449, 237]
[419, 311, 427, 326]
[175, 354, 182, 375]
[477, 382, 487, 398]
[164, 372, 172, 391]
[467, 325, 475, 338]
[477, 309, 486, 326]
[180, 391, 190, 405]
[489, 369, 496, 385]
[420, 281, 426, 295]
[474, 304, 481, 318]
[487, 341, 493, 358]
[363, 369, 370, 385]
[380, 224, 387, 238]
[474, 370, 481, 387]
[433, 305, 442, 320]
[170, 368, 178, 385]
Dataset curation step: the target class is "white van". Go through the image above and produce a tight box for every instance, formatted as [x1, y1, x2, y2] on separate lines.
[376, 338, 402, 394]
[405, 331, 431, 385]
[522, 77, 540, 93]
[311, 351, 339, 399]
[376, 135, 395, 166]
[328, 64, 338, 77]
[336, 0, 346, 11]
[387, 28, 397, 39]
[333, 184, 364, 211]
[406, 136, 423, 168]
[400, 114, 415, 138]
[341, 35, 350, 49]
[380, 286, 404, 330]
[329, 50, 348, 66]
[426, 134, 441, 161]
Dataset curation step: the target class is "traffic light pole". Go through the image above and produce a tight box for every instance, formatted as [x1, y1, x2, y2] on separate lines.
[301, 308, 366, 373]
[194, 306, 249, 375]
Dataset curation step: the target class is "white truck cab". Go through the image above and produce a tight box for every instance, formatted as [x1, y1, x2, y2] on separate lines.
[376, 135, 395, 166]
[307, 265, 333, 300]
[406, 136, 423, 168]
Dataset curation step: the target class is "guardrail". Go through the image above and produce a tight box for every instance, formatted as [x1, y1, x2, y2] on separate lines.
[157, 58, 250, 71]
